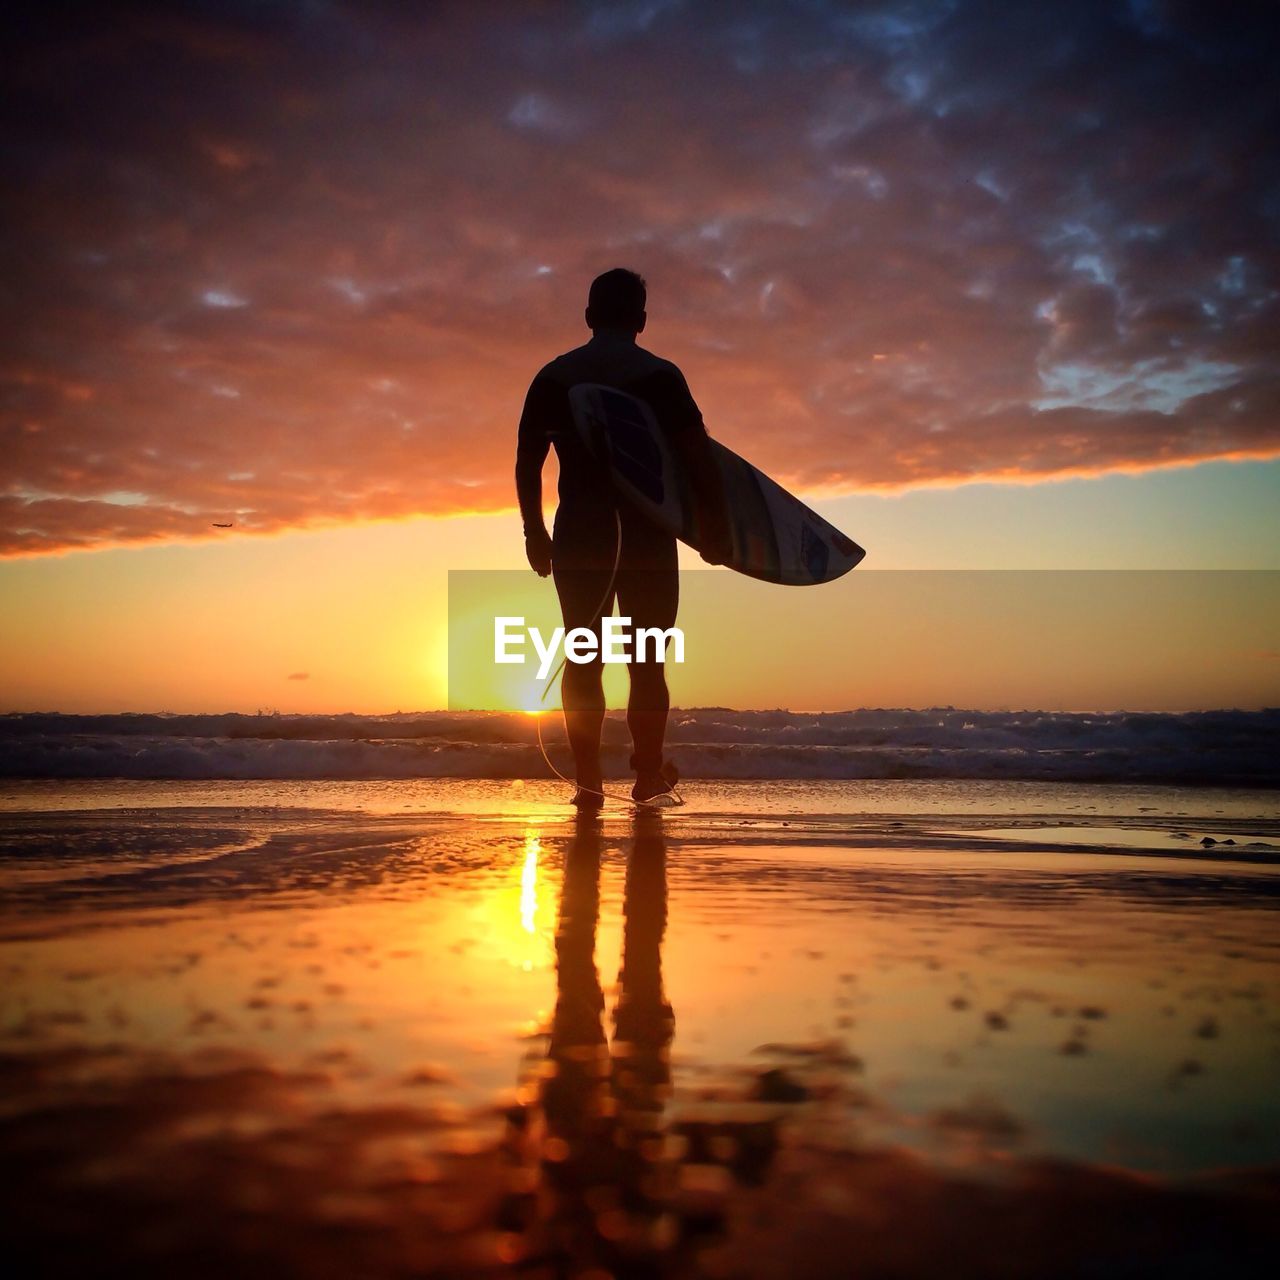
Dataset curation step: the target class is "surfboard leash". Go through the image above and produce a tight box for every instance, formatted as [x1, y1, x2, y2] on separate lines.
[533, 509, 684, 810]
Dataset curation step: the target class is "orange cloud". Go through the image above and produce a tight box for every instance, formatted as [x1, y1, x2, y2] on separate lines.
[3, 2, 1277, 556]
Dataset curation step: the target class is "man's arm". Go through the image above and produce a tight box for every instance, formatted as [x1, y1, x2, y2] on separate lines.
[515, 375, 556, 576]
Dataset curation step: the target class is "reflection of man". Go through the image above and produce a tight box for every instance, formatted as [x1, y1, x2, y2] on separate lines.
[611, 812, 675, 1137]
[516, 269, 728, 807]
[505, 810, 676, 1272]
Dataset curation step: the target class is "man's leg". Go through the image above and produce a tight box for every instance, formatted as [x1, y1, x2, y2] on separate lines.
[616, 520, 679, 791]
[559, 638, 606, 792]
[552, 513, 617, 797]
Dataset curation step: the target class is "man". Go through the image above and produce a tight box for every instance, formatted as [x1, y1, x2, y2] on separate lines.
[516, 269, 727, 807]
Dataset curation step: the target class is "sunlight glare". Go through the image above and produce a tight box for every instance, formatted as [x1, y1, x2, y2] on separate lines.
[520, 831, 540, 935]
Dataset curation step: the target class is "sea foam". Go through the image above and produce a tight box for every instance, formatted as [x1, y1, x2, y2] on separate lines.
[0, 708, 1274, 785]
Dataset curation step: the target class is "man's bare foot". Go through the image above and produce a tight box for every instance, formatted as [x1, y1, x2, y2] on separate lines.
[631, 761, 679, 803]
[571, 784, 604, 810]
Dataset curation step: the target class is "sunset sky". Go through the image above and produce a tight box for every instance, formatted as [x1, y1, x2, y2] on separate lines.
[2, 1, 1277, 713]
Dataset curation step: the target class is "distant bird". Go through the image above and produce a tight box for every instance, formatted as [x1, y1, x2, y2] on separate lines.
[212, 522, 234, 528]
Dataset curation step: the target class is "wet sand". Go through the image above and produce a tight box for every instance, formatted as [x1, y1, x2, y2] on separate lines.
[2, 781, 1278, 1277]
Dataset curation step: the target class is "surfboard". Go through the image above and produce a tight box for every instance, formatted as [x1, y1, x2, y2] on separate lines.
[568, 383, 866, 586]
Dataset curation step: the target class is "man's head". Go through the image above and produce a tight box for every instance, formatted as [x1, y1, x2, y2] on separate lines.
[586, 268, 646, 335]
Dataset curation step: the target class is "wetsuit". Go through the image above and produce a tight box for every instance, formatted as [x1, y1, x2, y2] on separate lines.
[516, 332, 708, 781]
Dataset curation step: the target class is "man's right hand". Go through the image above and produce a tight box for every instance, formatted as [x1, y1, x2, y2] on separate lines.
[525, 527, 553, 577]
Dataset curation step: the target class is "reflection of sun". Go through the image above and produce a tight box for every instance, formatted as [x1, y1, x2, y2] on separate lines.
[520, 832, 540, 934]
[469, 829, 552, 973]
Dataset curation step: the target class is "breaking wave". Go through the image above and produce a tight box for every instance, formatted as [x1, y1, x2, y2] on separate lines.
[1, 708, 1276, 785]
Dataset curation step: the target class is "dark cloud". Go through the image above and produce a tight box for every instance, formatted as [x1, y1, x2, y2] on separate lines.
[2, 1, 1277, 554]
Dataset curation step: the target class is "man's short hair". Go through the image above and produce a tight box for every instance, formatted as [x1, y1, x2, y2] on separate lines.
[588, 268, 646, 329]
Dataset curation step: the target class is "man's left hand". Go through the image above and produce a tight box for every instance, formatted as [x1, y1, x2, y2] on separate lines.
[525, 528, 553, 577]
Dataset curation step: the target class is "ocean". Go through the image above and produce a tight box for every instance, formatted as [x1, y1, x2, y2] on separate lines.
[2, 706, 1277, 785]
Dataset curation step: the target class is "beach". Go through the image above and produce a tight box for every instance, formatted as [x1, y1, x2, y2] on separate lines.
[2, 777, 1278, 1277]
[5, 1, 1278, 1275]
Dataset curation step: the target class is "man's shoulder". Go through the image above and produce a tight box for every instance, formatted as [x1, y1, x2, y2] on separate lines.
[640, 350, 691, 384]
[530, 341, 689, 393]
[534, 343, 595, 384]
[636, 347, 686, 379]
[629, 348, 691, 394]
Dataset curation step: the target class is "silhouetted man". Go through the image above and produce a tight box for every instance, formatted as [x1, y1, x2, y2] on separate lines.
[516, 269, 726, 806]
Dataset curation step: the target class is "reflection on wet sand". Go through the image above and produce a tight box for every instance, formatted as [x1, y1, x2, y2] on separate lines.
[494, 811, 1280, 1278]
[1, 797, 1279, 1276]
[502, 811, 691, 1273]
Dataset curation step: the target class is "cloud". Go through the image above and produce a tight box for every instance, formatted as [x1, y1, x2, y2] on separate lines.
[1, 1, 1277, 554]
[506, 92, 584, 140]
